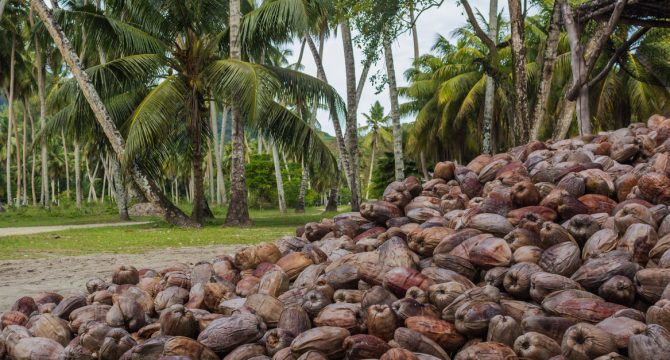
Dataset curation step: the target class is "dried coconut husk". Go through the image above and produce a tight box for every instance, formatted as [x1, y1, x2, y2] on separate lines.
[442, 285, 501, 322]
[486, 315, 521, 347]
[530, 272, 583, 303]
[393, 327, 450, 360]
[596, 316, 647, 349]
[514, 331, 562, 360]
[453, 341, 517, 360]
[521, 316, 576, 343]
[561, 323, 617, 360]
[290, 326, 350, 359]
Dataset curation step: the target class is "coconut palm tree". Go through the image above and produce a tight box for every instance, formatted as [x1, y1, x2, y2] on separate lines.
[243, 0, 369, 212]
[360, 101, 391, 199]
[34, 0, 339, 226]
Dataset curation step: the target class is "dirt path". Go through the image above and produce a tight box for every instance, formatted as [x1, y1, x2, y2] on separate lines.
[0, 222, 153, 237]
[0, 245, 242, 311]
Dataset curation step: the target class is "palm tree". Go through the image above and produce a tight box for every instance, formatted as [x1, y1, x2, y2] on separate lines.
[35, 0, 339, 226]
[360, 101, 391, 199]
[243, 0, 370, 212]
[482, 0, 498, 154]
[32, 0, 199, 227]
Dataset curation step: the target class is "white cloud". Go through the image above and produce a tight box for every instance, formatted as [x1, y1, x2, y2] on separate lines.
[287, 0, 497, 135]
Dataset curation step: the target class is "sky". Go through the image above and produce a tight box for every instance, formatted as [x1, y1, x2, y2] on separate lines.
[287, 0, 494, 136]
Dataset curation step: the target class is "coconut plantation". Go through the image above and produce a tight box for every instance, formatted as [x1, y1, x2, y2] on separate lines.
[1, 0, 670, 359]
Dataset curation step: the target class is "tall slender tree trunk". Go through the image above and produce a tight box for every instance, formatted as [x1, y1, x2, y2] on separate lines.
[14, 99, 21, 206]
[32, 0, 197, 227]
[74, 142, 82, 209]
[560, 0, 590, 136]
[37, 40, 49, 207]
[410, 4, 429, 179]
[306, 35, 353, 195]
[87, 158, 99, 203]
[28, 103, 37, 206]
[210, 101, 225, 204]
[306, 35, 343, 211]
[100, 157, 107, 203]
[383, 34, 405, 181]
[326, 174, 339, 212]
[366, 132, 378, 199]
[61, 130, 70, 199]
[31, 4, 50, 207]
[553, 99, 576, 140]
[482, 0, 498, 154]
[271, 141, 287, 213]
[110, 155, 129, 220]
[6, 35, 15, 207]
[296, 162, 308, 213]
[508, 0, 530, 145]
[530, 1, 560, 140]
[225, 0, 252, 226]
[22, 101, 28, 205]
[189, 89, 207, 224]
[207, 150, 215, 202]
[341, 19, 361, 211]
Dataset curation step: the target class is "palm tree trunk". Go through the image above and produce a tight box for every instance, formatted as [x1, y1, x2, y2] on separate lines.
[87, 158, 99, 203]
[110, 155, 129, 220]
[32, 0, 197, 227]
[14, 100, 21, 206]
[307, 36, 351, 209]
[553, 99, 576, 140]
[409, 4, 428, 178]
[225, 0, 252, 226]
[383, 34, 405, 181]
[366, 132, 378, 199]
[74, 141, 82, 209]
[326, 173, 339, 212]
[189, 91, 207, 224]
[210, 101, 225, 205]
[207, 149, 215, 202]
[296, 162, 308, 213]
[6, 34, 15, 207]
[37, 39, 49, 207]
[482, 0, 498, 155]
[341, 18, 361, 211]
[271, 140, 287, 213]
[220, 108, 228, 204]
[100, 157, 107, 203]
[61, 130, 70, 199]
[28, 103, 37, 206]
[508, 0, 530, 145]
[530, 1, 561, 140]
[22, 100, 28, 205]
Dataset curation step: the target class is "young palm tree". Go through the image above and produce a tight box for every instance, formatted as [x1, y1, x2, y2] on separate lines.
[360, 101, 391, 199]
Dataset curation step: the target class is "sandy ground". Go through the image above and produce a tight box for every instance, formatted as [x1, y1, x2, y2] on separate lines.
[0, 222, 152, 237]
[0, 245, 241, 311]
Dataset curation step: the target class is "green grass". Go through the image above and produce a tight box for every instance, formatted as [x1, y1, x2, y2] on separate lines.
[0, 206, 340, 260]
[0, 204, 143, 228]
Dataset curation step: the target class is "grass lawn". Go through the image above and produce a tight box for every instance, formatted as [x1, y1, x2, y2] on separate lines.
[0, 204, 139, 228]
[0, 206, 340, 260]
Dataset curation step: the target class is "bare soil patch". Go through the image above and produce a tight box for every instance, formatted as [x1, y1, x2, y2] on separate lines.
[0, 245, 240, 311]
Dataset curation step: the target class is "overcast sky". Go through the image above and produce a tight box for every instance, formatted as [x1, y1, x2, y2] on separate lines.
[287, 0, 495, 136]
